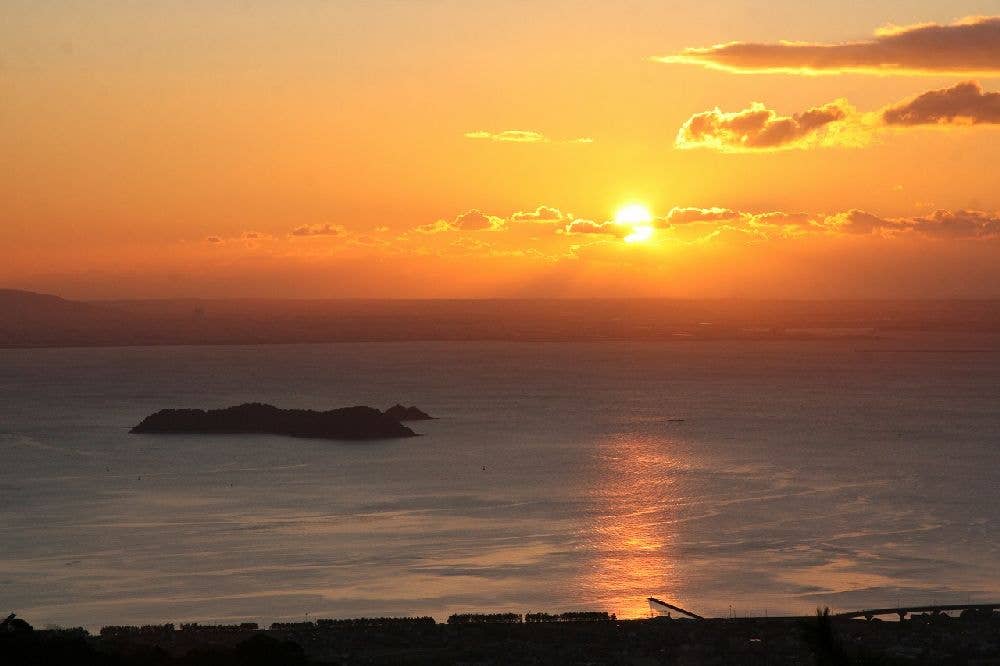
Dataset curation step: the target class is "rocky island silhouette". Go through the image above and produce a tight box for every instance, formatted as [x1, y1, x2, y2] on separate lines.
[383, 404, 434, 421]
[130, 403, 433, 440]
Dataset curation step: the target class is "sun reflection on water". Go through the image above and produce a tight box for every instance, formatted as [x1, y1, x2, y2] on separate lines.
[582, 434, 684, 618]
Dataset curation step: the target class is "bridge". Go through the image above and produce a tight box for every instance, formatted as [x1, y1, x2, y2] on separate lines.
[836, 603, 999, 621]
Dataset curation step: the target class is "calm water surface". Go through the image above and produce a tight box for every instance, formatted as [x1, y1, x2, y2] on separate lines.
[1, 339, 998, 628]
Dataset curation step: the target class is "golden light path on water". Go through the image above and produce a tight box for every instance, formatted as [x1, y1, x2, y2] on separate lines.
[582, 434, 685, 619]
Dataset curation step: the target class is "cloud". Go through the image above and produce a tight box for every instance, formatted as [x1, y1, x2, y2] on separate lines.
[664, 206, 742, 225]
[661, 206, 1000, 242]
[415, 220, 454, 234]
[817, 209, 1000, 239]
[909, 209, 1000, 239]
[206, 236, 222, 244]
[746, 211, 816, 226]
[291, 223, 344, 237]
[448, 236, 494, 254]
[676, 100, 862, 151]
[694, 224, 767, 245]
[464, 130, 594, 144]
[882, 81, 1000, 125]
[822, 210, 901, 235]
[417, 202, 1000, 251]
[511, 205, 570, 223]
[464, 130, 549, 143]
[563, 219, 624, 236]
[453, 209, 505, 231]
[657, 15, 1000, 75]
[678, 81, 1000, 152]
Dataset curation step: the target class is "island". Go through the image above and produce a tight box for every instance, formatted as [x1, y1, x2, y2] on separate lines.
[130, 403, 429, 440]
[383, 404, 434, 421]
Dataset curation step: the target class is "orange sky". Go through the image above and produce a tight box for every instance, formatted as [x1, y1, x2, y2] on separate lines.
[3, 1, 1000, 298]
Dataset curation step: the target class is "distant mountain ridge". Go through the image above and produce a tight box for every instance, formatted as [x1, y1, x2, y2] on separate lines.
[3, 289, 1000, 348]
[0, 289, 141, 347]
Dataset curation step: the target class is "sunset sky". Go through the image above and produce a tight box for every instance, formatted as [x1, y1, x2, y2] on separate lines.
[4, 0, 1000, 298]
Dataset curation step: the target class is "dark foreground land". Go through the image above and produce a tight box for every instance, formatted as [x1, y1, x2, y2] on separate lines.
[4, 611, 1000, 665]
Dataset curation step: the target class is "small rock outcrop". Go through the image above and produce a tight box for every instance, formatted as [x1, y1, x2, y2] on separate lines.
[130, 403, 417, 440]
[383, 404, 434, 421]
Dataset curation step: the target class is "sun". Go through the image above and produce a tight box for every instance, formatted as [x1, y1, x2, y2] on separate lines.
[615, 204, 655, 243]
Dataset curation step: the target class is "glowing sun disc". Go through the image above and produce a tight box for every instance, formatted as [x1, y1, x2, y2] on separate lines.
[616, 204, 655, 243]
[615, 204, 653, 225]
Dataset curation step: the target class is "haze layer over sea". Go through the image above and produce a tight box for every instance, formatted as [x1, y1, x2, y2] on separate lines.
[1, 335, 998, 629]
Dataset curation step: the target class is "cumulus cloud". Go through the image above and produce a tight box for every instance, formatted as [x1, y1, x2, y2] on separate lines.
[676, 100, 861, 151]
[291, 223, 343, 237]
[661, 206, 1000, 242]
[563, 219, 624, 236]
[822, 210, 901, 235]
[882, 81, 1000, 125]
[453, 209, 505, 231]
[678, 81, 1000, 152]
[511, 205, 570, 223]
[747, 211, 815, 226]
[664, 206, 742, 225]
[909, 209, 1000, 238]
[814, 209, 1000, 239]
[417, 202, 1000, 250]
[415, 220, 454, 234]
[657, 15, 1000, 75]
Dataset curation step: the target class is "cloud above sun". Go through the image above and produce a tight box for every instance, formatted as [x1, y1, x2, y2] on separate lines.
[882, 81, 1000, 125]
[657, 15, 1000, 76]
[676, 99, 863, 152]
[676, 81, 1000, 152]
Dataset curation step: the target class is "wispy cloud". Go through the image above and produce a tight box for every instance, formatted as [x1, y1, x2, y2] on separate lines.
[656, 15, 1000, 76]
[465, 130, 594, 144]
[465, 130, 549, 143]
[291, 223, 344, 237]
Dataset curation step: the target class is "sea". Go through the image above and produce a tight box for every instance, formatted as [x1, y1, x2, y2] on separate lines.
[1, 337, 998, 629]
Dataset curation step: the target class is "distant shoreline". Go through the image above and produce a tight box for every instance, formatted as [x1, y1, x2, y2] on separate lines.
[5, 288, 1000, 349]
